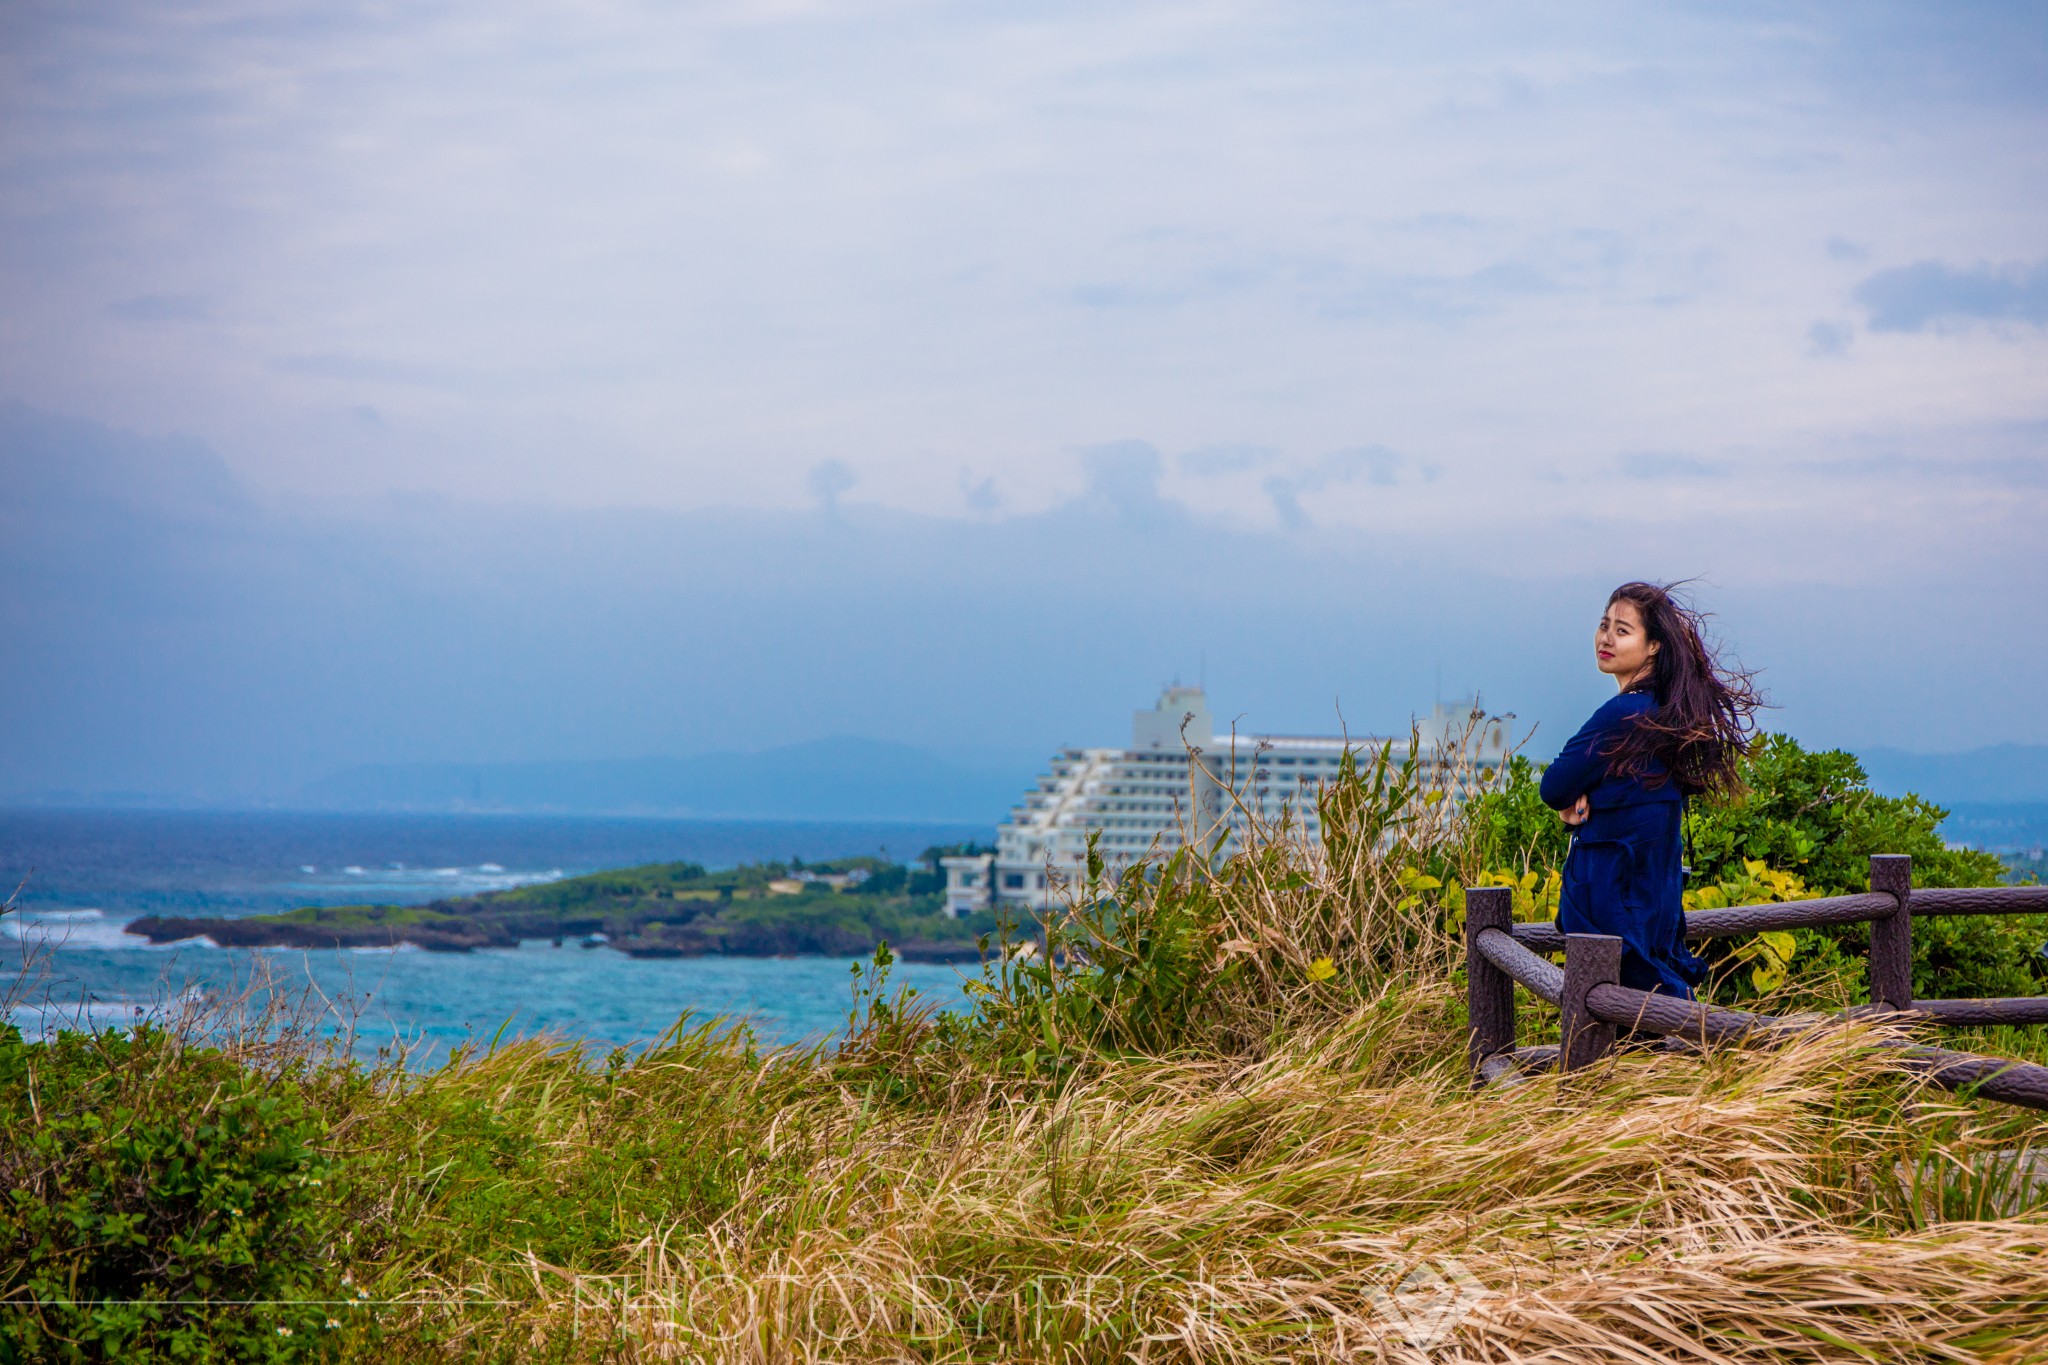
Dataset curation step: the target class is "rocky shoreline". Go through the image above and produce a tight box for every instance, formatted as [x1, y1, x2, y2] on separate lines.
[125, 912, 991, 965]
[125, 913, 532, 953]
[124, 913, 990, 962]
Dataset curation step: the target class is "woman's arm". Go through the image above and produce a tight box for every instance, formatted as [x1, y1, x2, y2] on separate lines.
[1538, 695, 1637, 810]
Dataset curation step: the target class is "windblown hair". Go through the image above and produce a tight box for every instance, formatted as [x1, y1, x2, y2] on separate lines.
[1600, 581, 1763, 797]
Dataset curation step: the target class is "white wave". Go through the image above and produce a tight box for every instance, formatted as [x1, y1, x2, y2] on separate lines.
[1, 908, 227, 953]
[301, 864, 317, 873]
[3, 908, 192, 952]
[7, 870, 564, 957]
[304, 862, 559, 896]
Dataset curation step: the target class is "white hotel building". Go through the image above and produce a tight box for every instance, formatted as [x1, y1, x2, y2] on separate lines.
[941, 686, 1511, 916]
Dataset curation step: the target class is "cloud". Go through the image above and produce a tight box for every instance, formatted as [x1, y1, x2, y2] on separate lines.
[1179, 444, 1271, 477]
[958, 469, 1001, 513]
[1262, 475, 1310, 530]
[1798, 448, 2048, 488]
[1314, 265, 1550, 324]
[1071, 259, 1281, 315]
[1322, 446, 1407, 487]
[1855, 259, 2048, 332]
[1806, 320, 1853, 356]
[1077, 253, 1558, 330]
[1070, 283, 1187, 310]
[107, 294, 209, 322]
[272, 353, 471, 388]
[1263, 445, 1415, 528]
[1617, 452, 1729, 480]
[806, 459, 859, 510]
[6, 1, 2046, 525]
[1077, 441, 1181, 530]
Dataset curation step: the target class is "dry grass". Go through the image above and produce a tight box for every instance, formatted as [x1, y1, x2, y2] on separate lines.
[324, 727, 2048, 1362]
[343, 992, 2048, 1364]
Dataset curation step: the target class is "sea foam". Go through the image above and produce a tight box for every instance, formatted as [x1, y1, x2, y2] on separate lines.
[3, 908, 196, 952]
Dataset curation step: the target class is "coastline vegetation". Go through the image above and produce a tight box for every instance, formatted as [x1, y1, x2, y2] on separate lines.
[124, 853, 996, 961]
[7, 732, 2047, 1362]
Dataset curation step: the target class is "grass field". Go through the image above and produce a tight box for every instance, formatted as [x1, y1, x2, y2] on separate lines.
[7, 737, 2047, 1362]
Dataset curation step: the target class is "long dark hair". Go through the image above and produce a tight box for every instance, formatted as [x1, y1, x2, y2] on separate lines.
[1600, 581, 1762, 796]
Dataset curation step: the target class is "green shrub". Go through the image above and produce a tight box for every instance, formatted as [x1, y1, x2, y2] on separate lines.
[0, 1025, 344, 1364]
[1466, 753, 1571, 876]
[1684, 734, 2007, 894]
[1685, 735, 2043, 1003]
[913, 839, 1239, 1076]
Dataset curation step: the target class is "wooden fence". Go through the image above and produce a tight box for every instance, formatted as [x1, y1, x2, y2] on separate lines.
[1465, 854, 2048, 1109]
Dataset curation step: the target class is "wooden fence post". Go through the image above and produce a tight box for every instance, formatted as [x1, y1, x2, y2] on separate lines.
[1562, 933, 1623, 1071]
[1466, 886, 1515, 1074]
[1869, 854, 1914, 1012]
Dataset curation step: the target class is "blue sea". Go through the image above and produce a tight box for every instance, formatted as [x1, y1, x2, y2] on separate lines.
[0, 810, 993, 1062]
[9, 802, 2033, 1065]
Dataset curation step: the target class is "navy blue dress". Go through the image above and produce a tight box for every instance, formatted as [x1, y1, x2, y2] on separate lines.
[1540, 691, 1705, 997]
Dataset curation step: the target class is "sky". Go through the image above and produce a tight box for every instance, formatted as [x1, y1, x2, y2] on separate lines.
[2, 1, 2045, 804]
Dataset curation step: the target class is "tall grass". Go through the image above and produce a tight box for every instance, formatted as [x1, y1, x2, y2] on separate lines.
[8, 724, 2048, 1363]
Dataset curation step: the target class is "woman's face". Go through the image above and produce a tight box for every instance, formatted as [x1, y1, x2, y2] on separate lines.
[1596, 597, 1658, 685]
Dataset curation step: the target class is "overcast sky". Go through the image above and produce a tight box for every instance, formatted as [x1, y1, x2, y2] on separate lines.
[2, 1, 2045, 800]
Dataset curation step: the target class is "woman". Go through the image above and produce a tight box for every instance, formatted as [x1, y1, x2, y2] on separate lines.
[1540, 582, 1762, 997]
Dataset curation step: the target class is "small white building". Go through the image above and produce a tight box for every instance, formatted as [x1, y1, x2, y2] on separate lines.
[988, 686, 1510, 910]
[940, 853, 995, 919]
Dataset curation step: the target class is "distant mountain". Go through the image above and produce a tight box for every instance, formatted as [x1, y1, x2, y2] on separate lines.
[293, 737, 1028, 823]
[1858, 744, 2048, 804]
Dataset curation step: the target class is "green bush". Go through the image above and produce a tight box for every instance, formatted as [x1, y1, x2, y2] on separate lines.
[1467, 753, 1571, 875]
[0, 1025, 344, 1364]
[1683, 734, 2008, 894]
[1685, 735, 2043, 1003]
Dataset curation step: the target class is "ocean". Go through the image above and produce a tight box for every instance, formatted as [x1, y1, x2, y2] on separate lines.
[8, 802, 2035, 1064]
[0, 810, 993, 1061]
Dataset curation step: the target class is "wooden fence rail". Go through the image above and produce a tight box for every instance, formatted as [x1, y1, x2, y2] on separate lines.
[1466, 854, 2048, 1110]
[1508, 893, 1900, 951]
